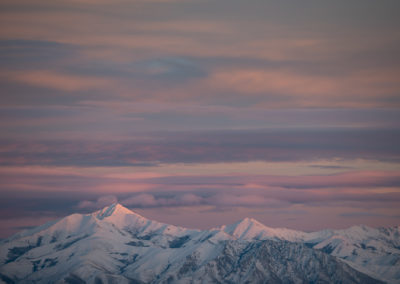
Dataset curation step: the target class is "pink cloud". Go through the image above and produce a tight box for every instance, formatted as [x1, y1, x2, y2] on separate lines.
[207, 68, 400, 108]
[3, 70, 114, 92]
[249, 171, 400, 189]
[121, 193, 204, 208]
[77, 195, 118, 210]
[211, 193, 284, 207]
[122, 194, 157, 207]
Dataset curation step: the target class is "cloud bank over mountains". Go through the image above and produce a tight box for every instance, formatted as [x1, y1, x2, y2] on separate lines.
[0, 0, 399, 237]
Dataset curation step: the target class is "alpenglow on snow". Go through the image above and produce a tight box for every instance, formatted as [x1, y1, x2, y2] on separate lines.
[0, 204, 399, 283]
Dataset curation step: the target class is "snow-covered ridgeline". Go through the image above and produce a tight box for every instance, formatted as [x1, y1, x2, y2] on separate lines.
[0, 203, 398, 283]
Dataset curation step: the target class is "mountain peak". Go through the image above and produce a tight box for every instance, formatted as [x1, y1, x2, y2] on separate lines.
[221, 217, 268, 239]
[222, 217, 309, 242]
[0, 207, 398, 283]
[238, 217, 264, 226]
[90, 203, 155, 231]
[94, 203, 142, 220]
[233, 217, 266, 230]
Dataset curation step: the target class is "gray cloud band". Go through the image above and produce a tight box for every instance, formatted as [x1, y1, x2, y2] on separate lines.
[0, 128, 399, 166]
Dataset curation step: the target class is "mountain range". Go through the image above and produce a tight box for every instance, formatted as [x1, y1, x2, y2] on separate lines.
[0, 203, 399, 283]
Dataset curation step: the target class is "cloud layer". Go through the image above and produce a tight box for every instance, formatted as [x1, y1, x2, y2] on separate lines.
[0, 128, 399, 166]
[0, 0, 399, 237]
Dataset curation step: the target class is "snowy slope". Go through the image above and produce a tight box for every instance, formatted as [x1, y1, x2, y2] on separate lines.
[220, 217, 308, 242]
[305, 225, 400, 283]
[0, 204, 231, 283]
[218, 217, 400, 283]
[0, 204, 395, 283]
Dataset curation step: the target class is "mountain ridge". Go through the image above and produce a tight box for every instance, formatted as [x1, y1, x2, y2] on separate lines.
[0, 203, 398, 283]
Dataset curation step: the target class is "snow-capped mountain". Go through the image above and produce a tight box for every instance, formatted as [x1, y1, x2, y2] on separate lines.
[0, 204, 397, 283]
[220, 217, 308, 242]
[219, 217, 400, 283]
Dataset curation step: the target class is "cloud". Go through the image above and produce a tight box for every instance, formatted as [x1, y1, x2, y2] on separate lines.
[0, 215, 59, 238]
[77, 195, 118, 210]
[74, 184, 400, 212]
[122, 193, 157, 207]
[2, 104, 399, 143]
[0, 39, 77, 69]
[4, 70, 114, 92]
[121, 193, 203, 208]
[207, 68, 400, 108]
[1, 164, 400, 238]
[1, 162, 399, 205]
[138, 57, 207, 81]
[2, 128, 399, 166]
[339, 212, 388, 218]
[210, 193, 284, 208]
[309, 165, 353, 170]
[1, 1, 400, 108]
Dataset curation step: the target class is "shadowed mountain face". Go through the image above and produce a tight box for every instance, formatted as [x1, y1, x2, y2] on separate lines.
[0, 204, 396, 283]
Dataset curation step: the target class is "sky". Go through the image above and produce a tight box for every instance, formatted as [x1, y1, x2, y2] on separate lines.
[0, 0, 399, 238]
